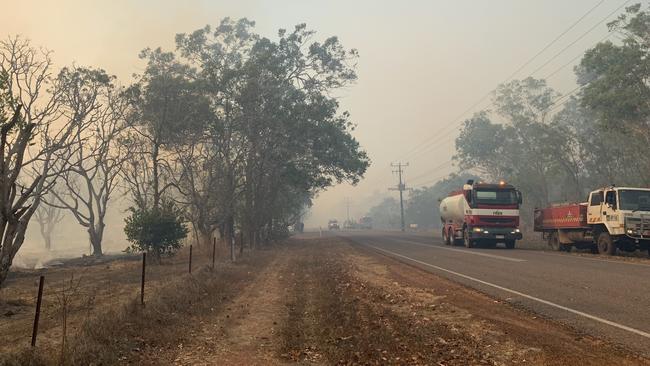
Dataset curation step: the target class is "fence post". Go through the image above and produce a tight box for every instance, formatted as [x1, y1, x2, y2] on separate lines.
[230, 236, 235, 262]
[31, 275, 45, 347]
[141, 253, 146, 306]
[189, 245, 193, 274]
[212, 237, 216, 270]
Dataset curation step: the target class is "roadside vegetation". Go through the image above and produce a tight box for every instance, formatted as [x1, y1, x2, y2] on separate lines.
[0, 18, 369, 288]
[368, 5, 650, 231]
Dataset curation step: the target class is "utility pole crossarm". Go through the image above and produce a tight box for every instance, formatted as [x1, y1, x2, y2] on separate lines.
[389, 162, 408, 232]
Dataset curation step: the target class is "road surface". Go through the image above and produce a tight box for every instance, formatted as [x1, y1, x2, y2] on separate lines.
[340, 230, 650, 354]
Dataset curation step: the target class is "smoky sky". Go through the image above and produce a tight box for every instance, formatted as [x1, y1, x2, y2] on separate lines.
[2, 0, 615, 227]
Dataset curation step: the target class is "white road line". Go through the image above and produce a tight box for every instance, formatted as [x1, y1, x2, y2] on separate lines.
[396, 239, 527, 263]
[366, 244, 650, 339]
[396, 235, 650, 268]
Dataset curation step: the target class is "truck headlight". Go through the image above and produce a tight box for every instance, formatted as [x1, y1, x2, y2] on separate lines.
[514, 229, 520, 233]
[626, 229, 634, 235]
[473, 227, 483, 233]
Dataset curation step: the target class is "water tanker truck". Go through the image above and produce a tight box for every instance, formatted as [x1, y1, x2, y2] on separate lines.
[440, 180, 523, 248]
[534, 186, 650, 255]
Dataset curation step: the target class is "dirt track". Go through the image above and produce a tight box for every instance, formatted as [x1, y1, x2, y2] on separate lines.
[139, 237, 648, 365]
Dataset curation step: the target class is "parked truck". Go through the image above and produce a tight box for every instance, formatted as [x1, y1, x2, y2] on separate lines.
[534, 186, 650, 255]
[440, 180, 523, 248]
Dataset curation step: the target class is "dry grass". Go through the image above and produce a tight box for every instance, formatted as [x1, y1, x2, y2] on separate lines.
[0, 240, 252, 366]
[279, 242, 493, 365]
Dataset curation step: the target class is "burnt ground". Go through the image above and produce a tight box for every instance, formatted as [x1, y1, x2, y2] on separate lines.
[1, 236, 648, 365]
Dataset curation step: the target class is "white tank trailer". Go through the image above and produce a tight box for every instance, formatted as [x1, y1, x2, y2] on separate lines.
[439, 180, 523, 249]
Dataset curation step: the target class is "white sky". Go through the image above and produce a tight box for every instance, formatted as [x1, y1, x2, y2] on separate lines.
[1, 0, 621, 228]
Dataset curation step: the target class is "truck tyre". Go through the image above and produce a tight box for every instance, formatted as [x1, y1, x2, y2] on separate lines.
[463, 228, 474, 248]
[505, 240, 515, 249]
[442, 228, 449, 245]
[597, 233, 616, 256]
[452, 230, 462, 246]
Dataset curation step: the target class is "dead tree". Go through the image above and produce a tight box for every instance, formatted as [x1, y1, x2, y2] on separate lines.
[34, 201, 64, 250]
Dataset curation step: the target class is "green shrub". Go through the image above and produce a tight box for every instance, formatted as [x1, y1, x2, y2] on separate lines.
[124, 200, 188, 260]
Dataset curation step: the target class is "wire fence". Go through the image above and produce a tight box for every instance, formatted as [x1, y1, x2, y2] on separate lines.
[0, 236, 240, 356]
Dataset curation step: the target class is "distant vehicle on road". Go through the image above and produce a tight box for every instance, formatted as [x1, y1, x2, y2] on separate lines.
[440, 179, 523, 249]
[328, 219, 340, 230]
[534, 186, 650, 256]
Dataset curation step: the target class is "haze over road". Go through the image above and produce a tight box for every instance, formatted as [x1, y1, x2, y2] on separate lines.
[340, 231, 650, 355]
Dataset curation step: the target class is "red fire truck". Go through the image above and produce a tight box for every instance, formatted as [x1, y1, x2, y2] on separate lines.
[534, 186, 650, 255]
[440, 180, 523, 248]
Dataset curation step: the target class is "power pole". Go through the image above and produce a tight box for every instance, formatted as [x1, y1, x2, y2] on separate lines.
[344, 197, 352, 223]
[389, 162, 408, 232]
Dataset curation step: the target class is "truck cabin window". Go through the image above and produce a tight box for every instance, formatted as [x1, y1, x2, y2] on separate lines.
[473, 190, 518, 206]
[590, 191, 603, 206]
[618, 190, 650, 211]
[605, 191, 617, 208]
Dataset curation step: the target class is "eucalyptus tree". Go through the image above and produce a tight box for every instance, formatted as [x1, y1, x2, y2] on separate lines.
[169, 136, 220, 247]
[0, 37, 93, 286]
[175, 19, 259, 245]
[46, 66, 129, 256]
[577, 3, 650, 185]
[455, 78, 579, 208]
[175, 19, 368, 247]
[34, 196, 64, 250]
[122, 47, 210, 211]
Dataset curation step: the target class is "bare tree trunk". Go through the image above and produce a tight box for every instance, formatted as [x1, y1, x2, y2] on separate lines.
[88, 223, 105, 257]
[0, 220, 30, 288]
[152, 141, 160, 209]
[45, 235, 52, 251]
[38, 224, 53, 251]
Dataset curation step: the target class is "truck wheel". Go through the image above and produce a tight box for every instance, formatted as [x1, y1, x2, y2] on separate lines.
[597, 233, 616, 255]
[452, 230, 462, 246]
[548, 232, 560, 251]
[442, 228, 449, 245]
[463, 228, 474, 248]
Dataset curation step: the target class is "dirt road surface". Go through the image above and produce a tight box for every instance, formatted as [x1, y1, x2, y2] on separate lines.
[137, 236, 647, 365]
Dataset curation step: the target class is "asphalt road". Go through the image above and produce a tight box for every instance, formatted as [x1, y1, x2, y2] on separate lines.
[339, 230, 650, 355]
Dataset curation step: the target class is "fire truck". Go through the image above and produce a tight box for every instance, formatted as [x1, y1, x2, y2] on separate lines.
[534, 186, 650, 255]
[440, 180, 523, 249]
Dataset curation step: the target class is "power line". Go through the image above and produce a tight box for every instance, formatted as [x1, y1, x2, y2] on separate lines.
[380, 0, 630, 193]
[411, 170, 457, 189]
[403, 30, 614, 168]
[502, 0, 607, 82]
[407, 160, 454, 186]
[543, 32, 612, 81]
[527, 0, 633, 77]
[399, 0, 626, 162]
[406, 84, 589, 187]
